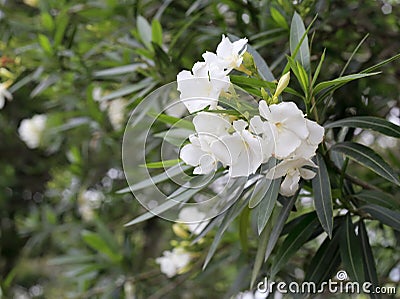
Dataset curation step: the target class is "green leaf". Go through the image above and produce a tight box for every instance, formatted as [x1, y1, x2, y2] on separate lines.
[93, 63, 146, 77]
[100, 78, 154, 101]
[203, 178, 247, 269]
[287, 56, 309, 95]
[41, 12, 54, 32]
[330, 142, 400, 186]
[270, 212, 319, 277]
[339, 214, 365, 282]
[239, 207, 250, 253]
[251, 216, 274, 288]
[136, 15, 152, 49]
[311, 49, 326, 87]
[305, 233, 341, 285]
[290, 12, 310, 72]
[38, 34, 53, 55]
[151, 19, 163, 45]
[359, 220, 381, 299]
[361, 53, 400, 74]
[124, 184, 201, 227]
[353, 190, 400, 210]
[264, 193, 298, 263]
[324, 116, 400, 138]
[360, 204, 400, 232]
[140, 159, 181, 169]
[249, 177, 275, 209]
[312, 154, 333, 238]
[81, 231, 122, 263]
[116, 163, 190, 194]
[230, 75, 275, 90]
[256, 178, 280, 234]
[54, 12, 69, 48]
[313, 72, 380, 95]
[154, 128, 192, 147]
[147, 111, 194, 130]
[270, 7, 288, 30]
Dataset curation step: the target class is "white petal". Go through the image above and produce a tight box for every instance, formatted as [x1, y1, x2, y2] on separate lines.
[193, 112, 231, 136]
[0, 97, 4, 109]
[299, 168, 316, 180]
[216, 35, 233, 59]
[210, 135, 242, 166]
[233, 119, 248, 132]
[249, 115, 264, 134]
[232, 38, 248, 55]
[193, 154, 217, 174]
[180, 144, 204, 166]
[258, 100, 271, 120]
[229, 150, 253, 177]
[306, 119, 325, 145]
[294, 141, 318, 159]
[280, 170, 300, 197]
[202, 51, 219, 65]
[275, 129, 301, 159]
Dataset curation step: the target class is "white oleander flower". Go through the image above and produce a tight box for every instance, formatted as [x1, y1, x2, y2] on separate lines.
[177, 61, 230, 113]
[108, 98, 127, 130]
[257, 100, 309, 159]
[180, 112, 231, 175]
[203, 35, 248, 71]
[178, 206, 209, 235]
[18, 114, 47, 149]
[0, 82, 13, 109]
[266, 158, 317, 197]
[156, 248, 192, 278]
[211, 119, 265, 177]
[293, 119, 324, 159]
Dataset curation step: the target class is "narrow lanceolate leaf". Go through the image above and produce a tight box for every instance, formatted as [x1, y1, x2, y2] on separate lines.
[264, 193, 298, 263]
[203, 184, 248, 269]
[123, 187, 199, 227]
[256, 178, 280, 234]
[251, 219, 273, 288]
[312, 154, 333, 239]
[116, 163, 190, 193]
[360, 204, 400, 232]
[81, 231, 122, 263]
[324, 116, 400, 138]
[339, 214, 365, 283]
[330, 142, 400, 186]
[353, 190, 400, 210]
[290, 12, 310, 72]
[305, 232, 341, 285]
[313, 72, 380, 95]
[270, 212, 319, 278]
[140, 159, 181, 169]
[249, 177, 274, 208]
[359, 220, 381, 299]
[137, 15, 152, 49]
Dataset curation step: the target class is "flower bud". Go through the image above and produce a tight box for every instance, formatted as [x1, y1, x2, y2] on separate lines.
[274, 72, 290, 98]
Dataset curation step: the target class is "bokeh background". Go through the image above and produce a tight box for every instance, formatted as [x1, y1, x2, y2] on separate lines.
[0, 0, 399, 298]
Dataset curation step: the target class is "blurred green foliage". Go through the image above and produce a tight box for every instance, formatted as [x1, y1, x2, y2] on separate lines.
[0, 0, 399, 298]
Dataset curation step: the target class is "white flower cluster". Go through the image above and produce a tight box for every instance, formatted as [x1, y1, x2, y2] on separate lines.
[177, 35, 247, 113]
[177, 35, 324, 197]
[18, 114, 47, 149]
[155, 247, 191, 278]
